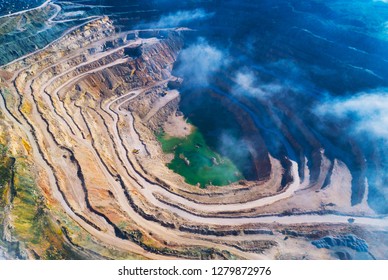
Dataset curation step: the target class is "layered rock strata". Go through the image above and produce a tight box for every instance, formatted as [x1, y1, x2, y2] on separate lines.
[0, 14, 387, 260]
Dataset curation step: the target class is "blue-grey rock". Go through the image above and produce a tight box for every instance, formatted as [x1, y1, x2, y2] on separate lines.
[312, 234, 368, 252]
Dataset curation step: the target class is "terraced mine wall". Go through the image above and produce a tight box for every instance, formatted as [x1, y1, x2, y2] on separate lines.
[0, 8, 387, 261]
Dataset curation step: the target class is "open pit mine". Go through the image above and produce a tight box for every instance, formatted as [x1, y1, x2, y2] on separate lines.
[0, 0, 387, 260]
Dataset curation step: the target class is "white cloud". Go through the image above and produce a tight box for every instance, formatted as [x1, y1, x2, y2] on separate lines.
[317, 91, 388, 139]
[153, 9, 214, 28]
[176, 38, 226, 86]
[233, 69, 283, 98]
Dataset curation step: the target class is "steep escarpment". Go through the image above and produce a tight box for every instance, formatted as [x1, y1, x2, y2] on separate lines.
[0, 1, 104, 66]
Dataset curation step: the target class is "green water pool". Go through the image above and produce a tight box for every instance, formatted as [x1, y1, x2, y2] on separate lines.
[157, 128, 244, 188]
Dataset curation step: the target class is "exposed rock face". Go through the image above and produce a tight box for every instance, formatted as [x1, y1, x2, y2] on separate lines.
[0, 1, 104, 66]
[78, 32, 183, 97]
[167, 77, 183, 89]
[312, 234, 369, 252]
[0, 6, 387, 261]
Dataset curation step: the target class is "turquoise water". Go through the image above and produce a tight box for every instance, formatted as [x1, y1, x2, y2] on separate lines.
[157, 128, 244, 188]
